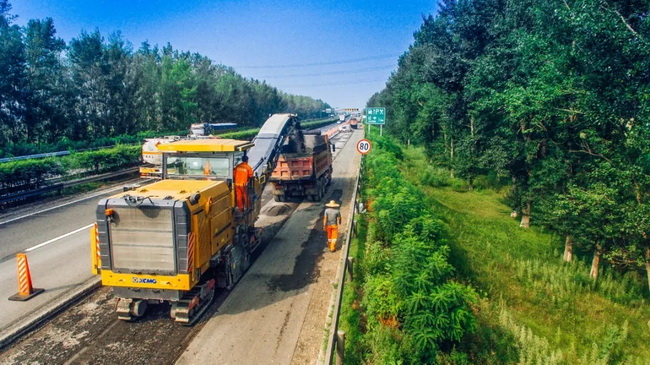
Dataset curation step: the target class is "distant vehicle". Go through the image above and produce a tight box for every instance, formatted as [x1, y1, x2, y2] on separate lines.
[349, 118, 358, 129]
[339, 125, 350, 132]
[338, 114, 346, 122]
[139, 136, 182, 177]
[190, 122, 237, 137]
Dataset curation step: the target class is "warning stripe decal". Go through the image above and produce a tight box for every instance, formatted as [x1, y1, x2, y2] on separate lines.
[187, 232, 195, 274]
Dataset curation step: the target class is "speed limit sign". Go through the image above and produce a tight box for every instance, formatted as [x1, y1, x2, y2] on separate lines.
[356, 139, 372, 155]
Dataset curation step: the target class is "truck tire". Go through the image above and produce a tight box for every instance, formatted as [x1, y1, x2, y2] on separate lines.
[315, 183, 324, 201]
[274, 195, 282, 202]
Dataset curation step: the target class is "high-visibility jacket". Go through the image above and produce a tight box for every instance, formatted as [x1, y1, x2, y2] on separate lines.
[234, 162, 253, 186]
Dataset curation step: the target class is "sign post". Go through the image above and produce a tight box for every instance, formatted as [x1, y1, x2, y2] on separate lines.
[365, 107, 386, 136]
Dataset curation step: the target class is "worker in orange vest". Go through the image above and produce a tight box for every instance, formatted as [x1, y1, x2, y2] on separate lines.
[323, 200, 341, 252]
[234, 155, 254, 212]
[203, 160, 212, 175]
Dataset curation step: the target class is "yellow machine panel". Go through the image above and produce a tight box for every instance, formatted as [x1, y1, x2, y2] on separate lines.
[101, 271, 192, 291]
[112, 179, 229, 201]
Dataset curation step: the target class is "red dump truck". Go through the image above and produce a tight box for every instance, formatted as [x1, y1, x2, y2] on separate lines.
[269, 132, 333, 202]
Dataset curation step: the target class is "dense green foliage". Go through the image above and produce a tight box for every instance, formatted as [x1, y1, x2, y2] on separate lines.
[0, 145, 139, 192]
[343, 131, 477, 363]
[0, 0, 330, 158]
[400, 146, 650, 363]
[368, 0, 650, 289]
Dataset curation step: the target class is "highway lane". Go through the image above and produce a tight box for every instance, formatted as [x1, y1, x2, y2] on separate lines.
[0, 131, 351, 344]
[0, 184, 146, 334]
[0, 229, 89, 330]
[176, 129, 362, 364]
[0, 130, 358, 363]
[0, 185, 138, 260]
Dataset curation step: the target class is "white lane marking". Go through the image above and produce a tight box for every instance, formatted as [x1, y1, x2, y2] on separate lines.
[25, 224, 94, 252]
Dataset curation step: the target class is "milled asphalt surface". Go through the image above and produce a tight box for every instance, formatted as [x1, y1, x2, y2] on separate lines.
[176, 129, 362, 364]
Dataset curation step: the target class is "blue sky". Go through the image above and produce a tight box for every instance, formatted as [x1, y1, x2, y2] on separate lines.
[10, 0, 437, 109]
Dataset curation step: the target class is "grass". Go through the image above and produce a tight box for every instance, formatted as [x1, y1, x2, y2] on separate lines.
[401, 146, 650, 364]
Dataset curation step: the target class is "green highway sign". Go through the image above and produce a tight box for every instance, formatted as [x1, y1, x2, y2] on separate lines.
[366, 107, 386, 125]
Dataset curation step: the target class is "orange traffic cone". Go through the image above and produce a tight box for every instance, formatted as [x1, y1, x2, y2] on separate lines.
[8, 253, 44, 301]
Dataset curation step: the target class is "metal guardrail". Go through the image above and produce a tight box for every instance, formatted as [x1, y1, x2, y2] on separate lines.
[0, 184, 65, 205]
[320, 154, 363, 365]
[0, 151, 71, 163]
[0, 144, 143, 163]
[0, 167, 139, 205]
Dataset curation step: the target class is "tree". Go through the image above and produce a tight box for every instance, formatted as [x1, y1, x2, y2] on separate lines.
[0, 0, 26, 148]
[0, 3, 333, 155]
[102, 32, 137, 136]
[131, 41, 162, 132]
[22, 17, 67, 143]
[68, 30, 109, 140]
[159, 51, 197, 131]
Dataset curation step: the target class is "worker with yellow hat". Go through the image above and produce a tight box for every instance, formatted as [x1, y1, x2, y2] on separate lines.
[323, 200, 341, 252]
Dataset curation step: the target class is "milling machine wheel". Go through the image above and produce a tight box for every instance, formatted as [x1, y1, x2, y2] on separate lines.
[171, 279, 217, 326]
[116, 298, 147, 321]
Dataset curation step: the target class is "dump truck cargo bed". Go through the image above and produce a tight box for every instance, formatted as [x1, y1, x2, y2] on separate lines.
[269, 133, 332, 202]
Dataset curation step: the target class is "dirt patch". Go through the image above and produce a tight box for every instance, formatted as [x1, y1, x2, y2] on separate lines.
[0, 287, 196, 365]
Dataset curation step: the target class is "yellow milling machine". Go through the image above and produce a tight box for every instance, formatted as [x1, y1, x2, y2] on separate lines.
[90, 114, 307, 324]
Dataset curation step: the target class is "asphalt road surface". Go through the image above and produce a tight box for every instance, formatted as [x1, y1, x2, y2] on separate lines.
[0, 128, 362, 364]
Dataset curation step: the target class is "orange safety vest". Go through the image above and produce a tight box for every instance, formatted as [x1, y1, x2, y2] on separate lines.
[234, 162, 253, 186]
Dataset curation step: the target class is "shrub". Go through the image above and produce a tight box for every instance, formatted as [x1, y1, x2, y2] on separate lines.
[420, 168, 451, 187]
[375, 136, 404, 160]
[352, 134, 478, 363]
[0, 144, 140, 193]
[0, 158, 64, 190]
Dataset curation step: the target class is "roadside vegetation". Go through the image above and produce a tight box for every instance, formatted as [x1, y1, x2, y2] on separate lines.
[340, 132, 477, 364]
[341, 132, 650, 363]
[356, 1, 650, 360]
[0, 145, 140, 193]
[0, 117, 336, 195]
[404, 146, 650, 363]
[368, 0, 650, 296]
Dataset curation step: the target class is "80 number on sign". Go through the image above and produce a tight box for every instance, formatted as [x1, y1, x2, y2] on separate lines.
[356, 139, 372, 155]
